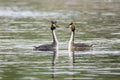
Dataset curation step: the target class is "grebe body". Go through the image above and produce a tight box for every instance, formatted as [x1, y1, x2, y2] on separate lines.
[67, 22, 92, 51]
[34, 21, 59, 51]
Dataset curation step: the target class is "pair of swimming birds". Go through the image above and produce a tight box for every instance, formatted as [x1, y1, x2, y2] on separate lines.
[34, 21, 92, 51]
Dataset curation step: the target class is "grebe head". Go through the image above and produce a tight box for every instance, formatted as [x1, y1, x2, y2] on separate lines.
[51, 21, 59, 30]
[67, 22, 75, 31]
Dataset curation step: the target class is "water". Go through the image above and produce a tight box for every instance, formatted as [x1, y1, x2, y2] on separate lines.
[0, 0, 120, 80]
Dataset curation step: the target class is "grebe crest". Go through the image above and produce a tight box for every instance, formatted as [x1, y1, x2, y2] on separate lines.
[34, 21, 59, 51]
[67, 22, 92, 51]
[68, 22, 75, 31]
[51, 21, 57, 30]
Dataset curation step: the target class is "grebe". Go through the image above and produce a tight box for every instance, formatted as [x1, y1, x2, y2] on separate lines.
[67, 22, 92, 51]
[34, 21, 59, 51]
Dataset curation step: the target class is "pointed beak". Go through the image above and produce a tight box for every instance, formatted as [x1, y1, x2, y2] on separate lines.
[56, 25, 59, 28]
[66, 25, 70, 28]
[66, 26, 69, 28]
[53, 24, 59, 28]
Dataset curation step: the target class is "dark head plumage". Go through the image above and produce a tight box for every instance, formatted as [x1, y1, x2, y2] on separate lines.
[67, 22, 75, 31]
[51, 21, 58, 30]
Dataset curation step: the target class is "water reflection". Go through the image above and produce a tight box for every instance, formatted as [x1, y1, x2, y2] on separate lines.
[52, 51, 58, 66]
[0, 0, 120, 80]
[51, 50, 76, 80]
[69, 51, 75, 64]
[51, 51, 57, 80]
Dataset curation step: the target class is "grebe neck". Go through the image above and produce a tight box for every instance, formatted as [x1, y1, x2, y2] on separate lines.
[68, 31, 75, 51]
[52, 30, 58, 44]
[69, 31, 75, 44]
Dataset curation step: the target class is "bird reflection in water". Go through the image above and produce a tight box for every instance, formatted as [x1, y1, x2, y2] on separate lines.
[51, 50, 58, 80]
[51, 50, 76, 80]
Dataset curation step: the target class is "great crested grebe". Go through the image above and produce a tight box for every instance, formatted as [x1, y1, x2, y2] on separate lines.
[34, 21, 59, 51]
[67, 22, 92, 51]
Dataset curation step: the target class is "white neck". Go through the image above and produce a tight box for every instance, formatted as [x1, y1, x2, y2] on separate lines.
[52, 30, 58, 44]
[69, 31, 74, 44]
[68, 31, 74, 51]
